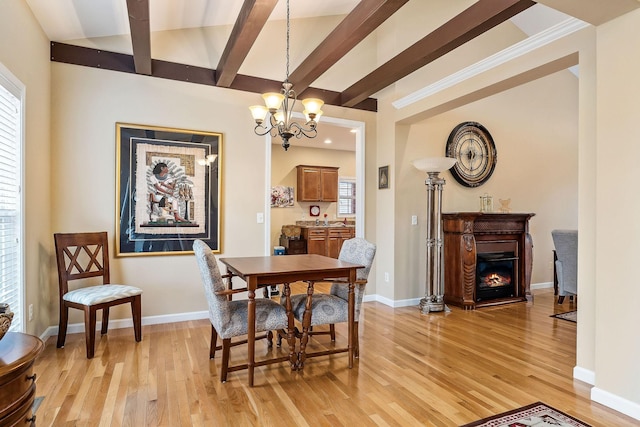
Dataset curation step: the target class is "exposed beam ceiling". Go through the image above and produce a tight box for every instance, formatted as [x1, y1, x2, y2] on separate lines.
[215, 0, 278, 88]
[44, 0, 636, 113]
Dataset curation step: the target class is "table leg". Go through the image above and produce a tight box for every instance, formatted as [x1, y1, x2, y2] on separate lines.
[283, 283, 297, 370]
[247, 286, 256, 387]
[348, 281, 355, 369]
[297, 281, 315, 370]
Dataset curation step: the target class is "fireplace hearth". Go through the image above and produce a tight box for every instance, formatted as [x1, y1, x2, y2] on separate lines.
[442, 213, 534, 309]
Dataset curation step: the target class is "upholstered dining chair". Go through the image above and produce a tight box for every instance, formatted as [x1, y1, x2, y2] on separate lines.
[54, 232, 142, 359]
[284, 238, 376, 357]
[551, 229, 578, 304]
[193, 239, 289, 383]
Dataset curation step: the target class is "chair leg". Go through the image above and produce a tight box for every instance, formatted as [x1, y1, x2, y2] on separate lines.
[267, 330, 274, 347]
[101, 307, 110, 335]
[210, 325, 218, 359]
[84, 307, 97, 359]
[57, 304, 69, 348]
[558, 295, 565, 304]
[131, 295, 142, 342]
[354, 321, 360, 358]
[221, 338, 231, 382]
[329, 324, 336, 341]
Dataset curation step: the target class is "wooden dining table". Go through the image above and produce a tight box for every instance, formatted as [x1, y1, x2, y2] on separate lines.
[218, 254, 363, 386]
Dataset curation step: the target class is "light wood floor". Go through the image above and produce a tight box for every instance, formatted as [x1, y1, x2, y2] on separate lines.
[33, 287, 637, 426]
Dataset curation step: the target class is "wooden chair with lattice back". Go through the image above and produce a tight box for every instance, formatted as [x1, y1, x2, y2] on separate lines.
[54, 232, 143, 358]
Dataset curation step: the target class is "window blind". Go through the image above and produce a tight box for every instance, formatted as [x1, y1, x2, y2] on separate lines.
[0, 73, 22, 332]
[338, 179, 356, 216]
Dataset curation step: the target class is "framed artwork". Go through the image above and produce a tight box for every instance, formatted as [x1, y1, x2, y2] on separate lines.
[116, 123, 222, 256]
[271, 186, 295, 207]
[378, 165, 389, 189]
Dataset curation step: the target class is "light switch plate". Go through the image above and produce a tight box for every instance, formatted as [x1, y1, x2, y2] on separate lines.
[257, 213, 264, 223]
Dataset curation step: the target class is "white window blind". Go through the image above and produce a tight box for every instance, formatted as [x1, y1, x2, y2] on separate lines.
[0, 71, 23, 332]
[338, 178, 356, 216]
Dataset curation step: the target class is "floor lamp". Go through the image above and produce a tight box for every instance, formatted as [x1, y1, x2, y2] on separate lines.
[412, 157, 457, 314]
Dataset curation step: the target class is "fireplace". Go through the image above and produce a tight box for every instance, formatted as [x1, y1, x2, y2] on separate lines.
[442, 213, 534, 309]
[476, 250, 516, 302]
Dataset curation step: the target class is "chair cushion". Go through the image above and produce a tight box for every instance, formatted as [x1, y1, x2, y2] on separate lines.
[289, 293, 348, 326]
[63, 284, 142, 305]
[217, 298, 288, 339]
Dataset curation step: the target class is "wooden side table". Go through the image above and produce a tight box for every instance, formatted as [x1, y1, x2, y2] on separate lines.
[0, 332, 44, 426]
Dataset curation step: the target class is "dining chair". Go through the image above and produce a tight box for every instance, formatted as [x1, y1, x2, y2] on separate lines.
[284, 238, 376, 357]
[551, 229, 578, 304]
[54, 232, 143, 359]
[193, 239, 289, 383]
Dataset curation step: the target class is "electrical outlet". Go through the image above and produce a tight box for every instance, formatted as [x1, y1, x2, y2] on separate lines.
[28, 304, 33, 321]
[257, 212, 264, 223]
[411, 215, 418, 225]
[384, 272, 390, 282]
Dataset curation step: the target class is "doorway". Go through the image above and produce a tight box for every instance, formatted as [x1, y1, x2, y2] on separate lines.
[263, 115, 366, 255]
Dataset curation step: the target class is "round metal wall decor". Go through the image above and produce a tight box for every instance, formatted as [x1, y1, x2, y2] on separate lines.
[445, 121, 497, 187]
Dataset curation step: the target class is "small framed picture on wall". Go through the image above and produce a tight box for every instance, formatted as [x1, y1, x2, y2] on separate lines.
[378, 165, 389, 189]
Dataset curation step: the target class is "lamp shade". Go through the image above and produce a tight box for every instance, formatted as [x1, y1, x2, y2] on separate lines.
[412, 157, 457, 173]
[301, 98, 324, 114]
[262, 92, 285, 110]
[249, 105, 269, 122]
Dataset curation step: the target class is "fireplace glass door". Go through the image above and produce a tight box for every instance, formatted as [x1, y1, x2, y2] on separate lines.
[476, 251, 517, 302]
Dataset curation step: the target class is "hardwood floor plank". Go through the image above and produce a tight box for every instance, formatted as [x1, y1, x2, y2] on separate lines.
[32, 289, 637, 426]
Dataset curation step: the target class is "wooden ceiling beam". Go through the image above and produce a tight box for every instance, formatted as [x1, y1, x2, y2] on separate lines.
[289, 0, 409, 93]
[49, 42, 377, 112]
[216, 0, 278, 87]
[126, 0, 152, 75]
[340, 0, 536, 107]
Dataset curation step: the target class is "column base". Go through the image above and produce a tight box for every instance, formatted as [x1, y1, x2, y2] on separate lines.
[420, 295, 447, 314]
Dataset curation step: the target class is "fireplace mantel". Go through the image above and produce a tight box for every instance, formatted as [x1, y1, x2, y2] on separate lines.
[442, 212, 535, 309]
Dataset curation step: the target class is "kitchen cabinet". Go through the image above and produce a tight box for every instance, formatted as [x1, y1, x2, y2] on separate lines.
[296, 165, 339, 202]
[301, 226, 355, 258]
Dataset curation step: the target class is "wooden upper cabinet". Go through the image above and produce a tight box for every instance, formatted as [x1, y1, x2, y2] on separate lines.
[296, 165, 339, 202]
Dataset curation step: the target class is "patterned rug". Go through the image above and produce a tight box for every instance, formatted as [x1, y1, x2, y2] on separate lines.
[550, 310, 577, 323]
[460, 402, 591, 426]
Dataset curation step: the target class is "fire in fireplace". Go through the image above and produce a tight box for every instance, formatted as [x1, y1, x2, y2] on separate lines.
[476, 252, 517, 301]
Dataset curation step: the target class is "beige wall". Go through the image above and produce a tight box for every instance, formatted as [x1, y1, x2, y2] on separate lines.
[270, 146, 355, 250]
[594, 8, 640, 411]
[0, 0, 51, 335]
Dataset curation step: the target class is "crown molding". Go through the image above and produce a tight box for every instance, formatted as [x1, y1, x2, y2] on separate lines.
[392, 18, 589, 110]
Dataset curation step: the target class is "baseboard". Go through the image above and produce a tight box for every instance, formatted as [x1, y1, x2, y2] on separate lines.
[591, 387, 640, 421]
[40, 310, 209, 340]
[531, 281, 553, 290]
[573, 366, 595, 385]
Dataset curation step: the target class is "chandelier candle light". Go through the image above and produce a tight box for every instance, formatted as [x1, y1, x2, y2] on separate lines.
[249, 0, 324, 151]
[412, 156, 457, 314]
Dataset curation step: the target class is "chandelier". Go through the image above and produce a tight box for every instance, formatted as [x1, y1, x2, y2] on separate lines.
[249, 0, 324, 151]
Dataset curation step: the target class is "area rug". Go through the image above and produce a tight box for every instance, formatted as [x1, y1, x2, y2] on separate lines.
[551, 310, 577, 323]
[460, 402, 591, 427]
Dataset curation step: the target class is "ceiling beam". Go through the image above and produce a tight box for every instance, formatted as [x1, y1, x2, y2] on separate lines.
[289, 0, 410, 94]
[49, 42, 377, 112]
[340, 0, 536, 107]
[126, 0, 152, 75]
[216, 0, 278, 87]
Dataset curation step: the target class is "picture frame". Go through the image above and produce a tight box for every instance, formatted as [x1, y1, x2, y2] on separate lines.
[378, 165, 389, 189]
[116, 123, 222, 256]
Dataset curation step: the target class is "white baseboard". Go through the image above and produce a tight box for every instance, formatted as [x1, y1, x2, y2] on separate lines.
[531, 281, 553, 290]
[363, 294, 420, 308]
[39, 310, 209, 340]
[573, 366, 595, 385]
[592, 387, 640, 421]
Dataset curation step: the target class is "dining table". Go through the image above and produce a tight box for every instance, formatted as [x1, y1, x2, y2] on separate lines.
[218, 253, 363, 387]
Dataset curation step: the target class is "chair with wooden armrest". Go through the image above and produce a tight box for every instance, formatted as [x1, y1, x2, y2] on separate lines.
[280, 238, 376, 357]
[193, 240, 289, 383]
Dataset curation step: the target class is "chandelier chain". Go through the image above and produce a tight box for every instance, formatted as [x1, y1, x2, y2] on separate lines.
[285, 0, 290, 81]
